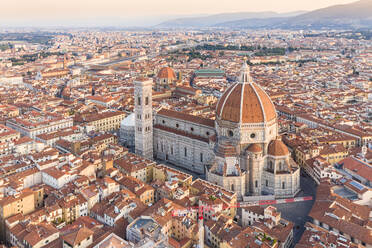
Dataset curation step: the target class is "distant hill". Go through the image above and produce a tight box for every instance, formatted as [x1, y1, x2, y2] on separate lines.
[156, 11, 306, 28]
[283, 0, 372, 29]
[157, 0, 372, 30]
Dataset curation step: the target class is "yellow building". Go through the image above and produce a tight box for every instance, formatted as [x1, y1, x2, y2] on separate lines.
[318, 135, 357, 149]
[319, 144, 348, 165]
[205, 215, 241, 248]
[294, 145, 321, 167]
[118, 176, 155, 205]
[171, 216, 199, 248]
[0, 125, 20, 144]
[58, 194, 87, 224]
[0, 190, 35, 239]
[114, 155, 153, 183]
[152, 164, 193, 187]
[0, 105, 19, 118]
[136, 185, 155, 205]
[31, 185, 45, 209]
[74, 111, 125, 132]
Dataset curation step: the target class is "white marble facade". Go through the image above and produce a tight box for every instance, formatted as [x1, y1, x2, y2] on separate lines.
[134, 78, 153, 159]
[134, 64, 300, 199]
[153, 110, 215, 174]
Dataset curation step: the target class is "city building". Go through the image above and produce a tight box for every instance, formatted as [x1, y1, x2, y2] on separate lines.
[6, 112, 73, 139]
[309, 182, 372, 247]
[74, 111, 125, 132]
[126, 216, 168, 247]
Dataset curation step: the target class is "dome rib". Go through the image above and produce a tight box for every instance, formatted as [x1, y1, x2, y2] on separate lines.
[239, 83, 245, 123]
[253, 84, 277, 122]
[220, 84, 242, 123]
[217, 83, 240, 122]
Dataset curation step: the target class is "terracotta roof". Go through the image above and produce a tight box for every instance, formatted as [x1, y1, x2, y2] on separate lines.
[216, 64, 276, 124]
[61, 227, 93, 246]
[246, 143, 262, 153]
[338, 156, 372, 182]
[157, 109, 214, 128]
[268, 139, 289, 156]
[309, 183, 372, 245]
[157, 67, 176, 79]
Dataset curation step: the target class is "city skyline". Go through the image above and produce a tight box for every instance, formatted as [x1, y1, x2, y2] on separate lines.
[0, 0, 358, 26]
[0, 0, 371, 247]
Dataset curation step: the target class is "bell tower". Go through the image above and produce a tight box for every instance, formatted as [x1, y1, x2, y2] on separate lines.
[134, 78, 153, 159]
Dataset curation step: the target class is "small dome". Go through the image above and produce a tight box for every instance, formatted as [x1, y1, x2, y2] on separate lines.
[216, 63, 276, 124]
[247, 143, 262, 153]
[268, 139, 289, 156]
[157, 67, 176, 80]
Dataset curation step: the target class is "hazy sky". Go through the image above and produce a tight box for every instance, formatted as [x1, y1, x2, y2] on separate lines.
[0, 0, 358, 27]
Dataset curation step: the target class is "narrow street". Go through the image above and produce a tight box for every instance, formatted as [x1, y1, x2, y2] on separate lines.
[273, 175, 317, 244]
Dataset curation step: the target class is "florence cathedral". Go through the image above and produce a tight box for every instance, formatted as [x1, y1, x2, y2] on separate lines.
[132, 62, 300, 199]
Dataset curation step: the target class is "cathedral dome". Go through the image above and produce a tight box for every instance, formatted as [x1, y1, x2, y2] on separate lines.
[157, 67, 176, 80]
[268, 139, 289, 156]
[216, 63, 276, 124]
[246, 143, 262, 153]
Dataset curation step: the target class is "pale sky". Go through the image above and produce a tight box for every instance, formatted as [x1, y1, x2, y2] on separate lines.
[0, 0, 358, 27]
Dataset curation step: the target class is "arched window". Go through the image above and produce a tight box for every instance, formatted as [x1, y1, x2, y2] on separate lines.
[269, 161, 273, 170]
[231, 184, 234, 191]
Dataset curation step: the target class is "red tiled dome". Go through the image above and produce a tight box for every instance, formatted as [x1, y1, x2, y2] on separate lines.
[247, 143, 262, 153]
[268, 139, 289, 156]
[216, 63, 276, 124]
[157, 67, 176, 80]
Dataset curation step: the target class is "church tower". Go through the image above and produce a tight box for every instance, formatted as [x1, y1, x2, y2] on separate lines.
[63, 54, 67, 69]
[134, 78, 153, 159]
